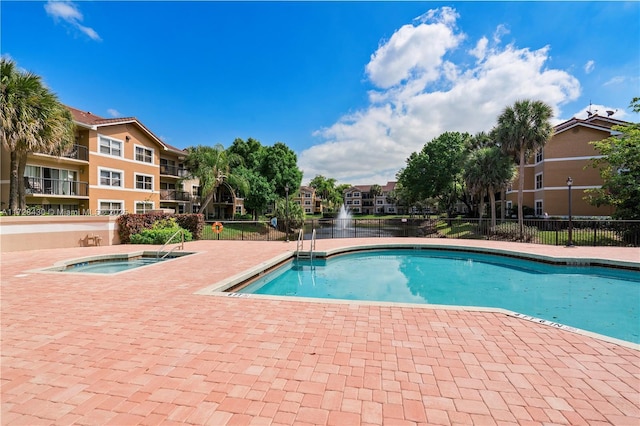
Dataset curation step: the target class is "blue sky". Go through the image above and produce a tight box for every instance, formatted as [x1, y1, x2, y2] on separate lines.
[2, 1, 639, 185]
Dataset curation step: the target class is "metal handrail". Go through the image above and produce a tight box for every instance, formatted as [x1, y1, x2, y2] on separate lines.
[157, 229, 184, 259]
[296, 229, 304, 254]
[310, 229, 316, 260]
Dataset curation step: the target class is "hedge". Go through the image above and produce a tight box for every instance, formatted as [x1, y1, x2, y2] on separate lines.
[117, 213, 204, 244]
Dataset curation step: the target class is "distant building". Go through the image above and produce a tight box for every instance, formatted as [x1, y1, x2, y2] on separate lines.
[343, 181, 403, 214]
[293, 186, 322, 215]
[504, 114, 624, 217]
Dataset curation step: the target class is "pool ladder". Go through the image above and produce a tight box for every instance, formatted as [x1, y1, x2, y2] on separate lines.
[296, 229, 316, 260]
[156, 229, 185, 259]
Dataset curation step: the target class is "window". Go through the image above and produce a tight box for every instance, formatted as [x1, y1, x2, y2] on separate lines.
[98, 201, 123, 215]
[535, 149, 543, 164]
[135, 146, 153, 164]
[535, 172, 543, 190]
[135, 174, 153, 190]
[100, 169, 122, 187]
[304, 200, 311, 205]
[305, 208, 312, 213]
[535, 200, 543, 217]
[192, 186, 200, 196]
[235, 206, 242, 214]
[353, 192, 360, 197]
[346, 193, 352, 198]
[304, 193, 311, 198]
[135, 202, 154, 213]
[99, 136, 122, 157]
[353, 200, 360, 205]
[346, 200, 353, 205]
[376, 200, 383, 205]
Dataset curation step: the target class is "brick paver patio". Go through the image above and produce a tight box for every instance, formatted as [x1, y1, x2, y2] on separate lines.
[1, 239, 638, 425]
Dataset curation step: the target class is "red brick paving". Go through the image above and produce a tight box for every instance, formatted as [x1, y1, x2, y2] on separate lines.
[1, 239, 639, 424]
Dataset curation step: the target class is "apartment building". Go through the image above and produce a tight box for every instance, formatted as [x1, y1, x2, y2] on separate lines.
[344, 181, 402, 215]
[293, 186, 322, 215]
[0, 106, 244, 218]
[504, 114, 624, 217]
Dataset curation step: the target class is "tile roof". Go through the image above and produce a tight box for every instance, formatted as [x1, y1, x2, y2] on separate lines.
[67, 105, 185, 153]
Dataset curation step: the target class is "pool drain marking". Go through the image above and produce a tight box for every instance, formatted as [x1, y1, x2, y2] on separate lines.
[511, 312, 578, 332]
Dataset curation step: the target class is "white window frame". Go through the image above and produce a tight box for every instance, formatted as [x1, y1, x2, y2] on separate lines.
[135, 145, 154, 164]
[535, 149, 543, 164]
[135, 201, 155, 214]
[535, 200, 543, 217]
[97, 200, 124, 215]
[98, 135, 123, 157]
[98, 167, 124, 188]
[535, 172, 543, 190]
[134, 173, 154, 191]
[353, 200, 360, 205]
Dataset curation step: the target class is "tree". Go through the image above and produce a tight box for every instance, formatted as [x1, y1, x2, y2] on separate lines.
[234, 166, 275, 220]
[1, 58, 75, 213]
[494, 99, 553, 237]
[369, 184, 382, 198]
[227, 137, 264, 170]
[183, 144, 248, 216]
[309, 175, 342, 211]
[463, 146, 515, 228]
[259, 142, 303, 197]
[397, 132, 470, 215]
[586, 97, 640, 221]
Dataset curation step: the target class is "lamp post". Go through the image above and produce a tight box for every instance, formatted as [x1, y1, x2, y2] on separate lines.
[285, 184, 290, 243]
[566, 177, 573, 247]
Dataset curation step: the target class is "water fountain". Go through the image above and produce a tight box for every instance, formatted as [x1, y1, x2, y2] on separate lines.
[336, 204, 353, 230]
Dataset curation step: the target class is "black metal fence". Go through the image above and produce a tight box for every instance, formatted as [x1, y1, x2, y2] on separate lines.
[201, 218, 640, 247]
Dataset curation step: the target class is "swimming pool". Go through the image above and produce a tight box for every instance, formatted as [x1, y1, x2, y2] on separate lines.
[237, 249, 640, 343]
[43, 251, 196, 274]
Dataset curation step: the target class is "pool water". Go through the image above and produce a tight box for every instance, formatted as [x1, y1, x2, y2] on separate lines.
[237, 250, 640, 343]
[65, 257, 167, 273]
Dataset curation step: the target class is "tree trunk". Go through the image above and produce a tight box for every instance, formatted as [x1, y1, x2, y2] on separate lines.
[17, 154, 27, 211]
[489, 186, 497, 229]
[8, 151, 19, 213]
[518, 150, 525, 238]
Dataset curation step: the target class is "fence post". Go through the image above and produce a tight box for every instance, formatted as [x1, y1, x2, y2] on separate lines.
[593, 226, 597, 247]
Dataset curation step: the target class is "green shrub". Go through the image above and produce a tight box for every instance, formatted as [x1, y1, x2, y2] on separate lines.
[130, 227, 193, 245]
[117, 213, 203, 243]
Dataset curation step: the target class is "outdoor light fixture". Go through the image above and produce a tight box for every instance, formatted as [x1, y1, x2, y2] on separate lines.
[566, 177, 574, 247]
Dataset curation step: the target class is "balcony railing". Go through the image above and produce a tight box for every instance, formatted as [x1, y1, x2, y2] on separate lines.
[160, 189, 191, 201]
[160, 164, 188, 177]
[24, 177, 89, 197]
[62, 144, 89, 161]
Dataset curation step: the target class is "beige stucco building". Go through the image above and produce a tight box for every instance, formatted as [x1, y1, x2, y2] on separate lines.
[504, 114, 624, 218]
[0, 107, 244, 218]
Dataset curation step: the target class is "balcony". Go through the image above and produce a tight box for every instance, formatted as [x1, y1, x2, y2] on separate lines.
[160, 189, 192, 202]
[62, 144, 89, 161]
[160, 164, 188, 177]
[25, 177, 89, 197]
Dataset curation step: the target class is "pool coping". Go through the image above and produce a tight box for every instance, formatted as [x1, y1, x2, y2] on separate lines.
[194, 242, 640, 350]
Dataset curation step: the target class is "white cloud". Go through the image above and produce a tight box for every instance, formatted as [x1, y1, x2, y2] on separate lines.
[604, 76, 625, 86]
[299, 7, 581, 185]
[44, 1, 101, 41]
[107, 108, 121, 117]
[584, 60, 595, 74]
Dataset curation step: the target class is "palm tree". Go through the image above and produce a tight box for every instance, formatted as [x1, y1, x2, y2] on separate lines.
[494, 99, 553, 237]
[464, 146, 516, 229]
[1, 58, 75, 212]
[183, 144, 249, 217]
